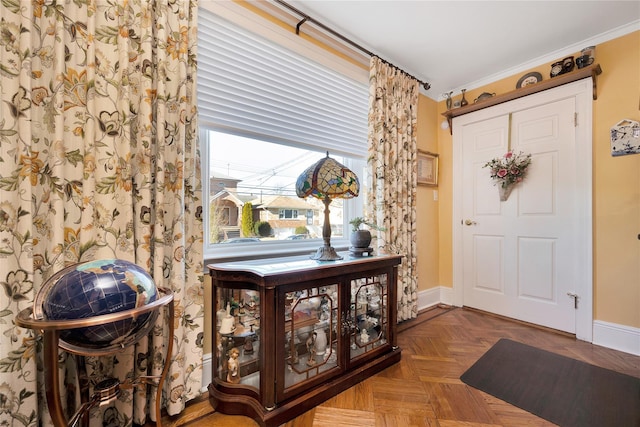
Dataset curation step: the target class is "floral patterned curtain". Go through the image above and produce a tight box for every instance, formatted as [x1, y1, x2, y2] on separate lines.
[367, 57, 419, 322]
[0, 1, 202, 426]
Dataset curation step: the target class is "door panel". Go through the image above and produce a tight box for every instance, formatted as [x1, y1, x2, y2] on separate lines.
[461, 97, 577, 333]
[473, 236, 504, 293]
[517, 237, 555, 301]
[519, 152, 556, 214]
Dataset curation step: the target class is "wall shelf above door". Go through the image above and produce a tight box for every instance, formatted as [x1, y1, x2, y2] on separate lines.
[442, 64, 602, 134]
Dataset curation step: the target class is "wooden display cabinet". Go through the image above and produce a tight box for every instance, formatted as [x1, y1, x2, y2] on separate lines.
[207, 253, 402, 427]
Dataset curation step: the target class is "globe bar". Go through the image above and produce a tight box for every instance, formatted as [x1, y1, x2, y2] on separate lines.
[38, 259, 159, 353]
[16, 259, 175, 427]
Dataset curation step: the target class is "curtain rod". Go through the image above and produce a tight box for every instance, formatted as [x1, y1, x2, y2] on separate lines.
[273, 0, 431, 91]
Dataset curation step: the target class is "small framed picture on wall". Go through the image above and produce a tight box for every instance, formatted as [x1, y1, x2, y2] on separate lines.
[417, 150, 438, 186]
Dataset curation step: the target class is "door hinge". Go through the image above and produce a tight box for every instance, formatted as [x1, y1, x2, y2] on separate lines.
[574, 112, 578, 127]
[567, 292, 579, 309]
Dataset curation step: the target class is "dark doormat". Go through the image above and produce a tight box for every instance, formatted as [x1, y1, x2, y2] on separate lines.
[460, 338, 640, 427]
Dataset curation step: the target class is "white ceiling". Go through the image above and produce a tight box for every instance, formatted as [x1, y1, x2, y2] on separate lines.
[287, 1, 640, 99]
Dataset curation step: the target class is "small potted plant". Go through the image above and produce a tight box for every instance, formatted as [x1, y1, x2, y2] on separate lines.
[349, 217, 384, 249]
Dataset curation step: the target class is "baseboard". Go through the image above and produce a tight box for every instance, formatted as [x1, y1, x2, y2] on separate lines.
[417, 286, 455, 312]
[202, 352, 212, 393]
[593, 320, 640, 356]
[201, 293, 640, 391]
[417, 287, 640, 357]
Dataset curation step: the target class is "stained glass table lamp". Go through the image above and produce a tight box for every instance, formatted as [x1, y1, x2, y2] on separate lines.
[296, 152, 360, 260]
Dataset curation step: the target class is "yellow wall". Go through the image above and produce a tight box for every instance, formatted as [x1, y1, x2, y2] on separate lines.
[416, 96, 440, 291]
[592, 32, 640, 328]
[431, 31, 640, 329]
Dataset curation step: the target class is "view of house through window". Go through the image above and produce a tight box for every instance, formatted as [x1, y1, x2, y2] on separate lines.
[206, 130, 359, 245]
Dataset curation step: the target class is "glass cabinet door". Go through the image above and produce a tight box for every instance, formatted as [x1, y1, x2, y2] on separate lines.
[283, 284, 340, 390]
[349, 274, 389, 360]
[215, 287, 261, 390]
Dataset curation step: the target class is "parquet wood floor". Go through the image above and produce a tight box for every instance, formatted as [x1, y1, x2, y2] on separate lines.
[154, 307, 640, 427]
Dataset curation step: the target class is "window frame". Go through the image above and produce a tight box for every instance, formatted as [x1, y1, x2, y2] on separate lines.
[198, 3, 369, 262]
[201, 129, 365, 262]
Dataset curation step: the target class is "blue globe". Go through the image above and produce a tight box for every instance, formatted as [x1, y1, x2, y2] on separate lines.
[41, 259, 158, 350]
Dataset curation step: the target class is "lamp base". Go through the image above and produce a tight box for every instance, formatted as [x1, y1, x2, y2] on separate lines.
[310, 246, 343, 261]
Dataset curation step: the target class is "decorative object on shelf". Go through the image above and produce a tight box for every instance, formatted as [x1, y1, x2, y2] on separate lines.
[308, 296, 322, 310]
[348, 217, 385, 257]
[15, 259, 175, 427]
[562, 56, 575, 73]
[226, 347, 241, 383]
[483, 151, 532, 201]
[577, 46, 596, 68]
[296, 151, 360, 261]
[474, 92, 496, 103]
[243, 336, 254, 355]
[290, 338, 299, 364]
[216, 305, 227, 328]
[314, 326, 328, 355]
[610, 119, 640, 156]
[516, 72, 543, 89]
[369, 294, 381, 311]
[443, 91, 453, 109]
[306, 332, 317, 366]
[219, 303, 235, 334]
[417, 150, 439, 186]
[360, 328, 370, 344]
[460, 89, 469, 107]
[550, 60, 564, 78]
[576, 55, 593, 69]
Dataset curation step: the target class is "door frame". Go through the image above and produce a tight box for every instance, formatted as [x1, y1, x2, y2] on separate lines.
[452, 79, 594, 342]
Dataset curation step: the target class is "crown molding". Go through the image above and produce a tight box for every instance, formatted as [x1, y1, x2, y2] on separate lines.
[433, 20, 640, 101]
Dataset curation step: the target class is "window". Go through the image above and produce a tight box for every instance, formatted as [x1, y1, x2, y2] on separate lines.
[279, 210, 299, 220]
[198, 5, 368, 260]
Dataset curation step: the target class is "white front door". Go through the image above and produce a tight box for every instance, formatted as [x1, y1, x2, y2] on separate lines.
[452, 80, 593, 338]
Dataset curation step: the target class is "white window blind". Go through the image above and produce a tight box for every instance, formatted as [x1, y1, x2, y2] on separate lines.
[197, 8, 369, 158]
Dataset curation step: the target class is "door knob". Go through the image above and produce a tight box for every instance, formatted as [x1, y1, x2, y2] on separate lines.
[464, 219, 477, 226]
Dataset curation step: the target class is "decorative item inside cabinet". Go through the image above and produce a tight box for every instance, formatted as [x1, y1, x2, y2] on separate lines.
[214, 287, 261, 389]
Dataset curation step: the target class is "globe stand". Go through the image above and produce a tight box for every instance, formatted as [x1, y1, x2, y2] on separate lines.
[68, 378, 119, 427]
[16, 287, 174, 427]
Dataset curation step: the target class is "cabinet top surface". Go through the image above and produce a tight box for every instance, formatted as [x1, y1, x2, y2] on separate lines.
[208, 252, 402, 278]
